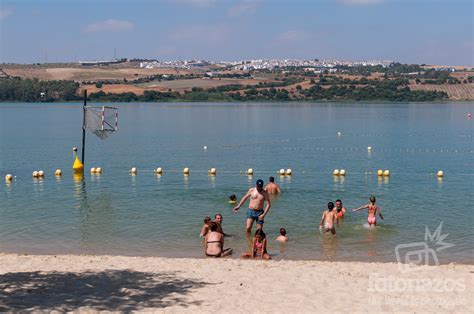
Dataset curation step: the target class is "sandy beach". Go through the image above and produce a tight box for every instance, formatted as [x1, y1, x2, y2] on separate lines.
[0, 253, 472, 313]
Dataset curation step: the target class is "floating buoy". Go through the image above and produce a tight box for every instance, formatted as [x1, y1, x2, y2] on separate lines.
[130, 167, 137, 174]
[203, 146, 208, 150]
[339, 169, 346, 176]
[279, 168, 285, 175]
[247, 168, 254, 175]
[337, 132, 342, 136]
[208, 168, 216, 175]
[367, 146, 372, 151]
[95, 167, 102, 174]
[333, 169, 340, 176]
[468, 113, 472, 119]
[183, 167, 190, 175]
[55, 169, 62, 176]
[154, 167, 163, 174]
[5, 174, 12, 182]
[72, 148, 84, 174]
[383, 170, 390, 177]
[32, 171, 39, 178]
[286, 168, 292, 176]
[377, 169, 383, 176]
[90, 167, 97, 174]
[38, 170, 44, 177]
[437, 170, 444, 178]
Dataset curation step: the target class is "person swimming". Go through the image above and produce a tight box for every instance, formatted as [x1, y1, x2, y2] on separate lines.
[335, 199, 347, 219]
[242, 229, 271, 260]
[352, 196, 384, 227]
[320, 202, 337, 235]
[276, 227, 289, 242]
[228, 194, 237, 204]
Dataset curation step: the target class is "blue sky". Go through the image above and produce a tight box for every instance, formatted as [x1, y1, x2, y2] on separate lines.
[0, 0, 472, 65]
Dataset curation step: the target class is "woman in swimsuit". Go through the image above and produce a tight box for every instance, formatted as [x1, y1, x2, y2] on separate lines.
[242, 229, 271, 260]
[352, 196, 384, 227]
[204, 222, 233, 257]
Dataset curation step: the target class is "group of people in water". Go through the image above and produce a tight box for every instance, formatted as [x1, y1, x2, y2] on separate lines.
[200, 176, 383, 259]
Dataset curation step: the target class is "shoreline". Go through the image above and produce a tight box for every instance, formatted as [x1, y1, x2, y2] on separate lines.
[1, 253, 472, 312]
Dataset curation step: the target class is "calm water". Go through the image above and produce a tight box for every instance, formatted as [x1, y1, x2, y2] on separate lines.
[0, 102, 473, 264]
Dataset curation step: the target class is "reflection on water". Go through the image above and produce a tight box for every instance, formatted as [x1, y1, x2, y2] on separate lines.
[321, 234, 340, 261]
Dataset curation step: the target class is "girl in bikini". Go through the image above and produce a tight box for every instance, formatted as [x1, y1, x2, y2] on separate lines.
[242, 229, 271, 260]
[204, 222, 233, 257]
[352, 196, 384, 227]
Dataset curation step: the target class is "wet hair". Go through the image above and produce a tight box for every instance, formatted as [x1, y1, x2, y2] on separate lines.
[209, 222, 218, 232]
[204, 216, 211, 224]
[280, 228, 287, 236]
[229, 194, 237, 201]
[370, 196, 376, 203]
[335, 199, 342, 204]
[255, 229, 266, 239]
[269, 176, 275, 183]
[215, 213, 222, 219]
[328, 202, 335, 210]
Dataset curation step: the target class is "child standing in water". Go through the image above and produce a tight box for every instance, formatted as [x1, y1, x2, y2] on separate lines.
[242, 229, 271, 260]
[352, 196, 384, 227]
[199, 216, 211, 238]
[320, 202, 338, 235]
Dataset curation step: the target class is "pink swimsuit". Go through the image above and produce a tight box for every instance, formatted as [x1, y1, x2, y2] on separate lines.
[368, 216, 376, 225]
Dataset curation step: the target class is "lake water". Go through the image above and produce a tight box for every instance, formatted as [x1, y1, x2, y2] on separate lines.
[1, 102, 473, 264]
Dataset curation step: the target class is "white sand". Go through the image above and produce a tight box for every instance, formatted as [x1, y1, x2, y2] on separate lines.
[0, 253, 472, 313]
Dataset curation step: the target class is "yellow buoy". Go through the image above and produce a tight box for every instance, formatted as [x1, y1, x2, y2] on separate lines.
[95, 167, 102, 174]
[73, 155, 84, 174]
[183, 167, 190, 175]
[333, 169, 340, 176]
[383, 170, 390, 177]
[377, 169, 383, 176]
[279, 168, 285, 175]
[437, 170, 444, 178]
[130, 167, 137, 174]
[5, 174, 12, 182]
[339, 169, 346, 176]
[208, 168, 216, 175]
[32, 171, 39, 178]
[38, 170, 44, 177]
[155, 167, 163, 174]
[247, 168, 254, 175]
[55, 169, 62, 176]
[286, 168, 292, 176]
[90, 167, 96, 174]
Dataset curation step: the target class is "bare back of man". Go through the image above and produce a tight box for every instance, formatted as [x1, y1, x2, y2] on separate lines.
[265, 176, 281, 195]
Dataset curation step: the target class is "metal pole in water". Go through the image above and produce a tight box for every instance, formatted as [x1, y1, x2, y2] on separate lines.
[81, 89, 87, 165]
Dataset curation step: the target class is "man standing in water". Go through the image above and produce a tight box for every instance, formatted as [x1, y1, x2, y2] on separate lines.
[233, 179, 271, 233]
[265, 176, 281, 195]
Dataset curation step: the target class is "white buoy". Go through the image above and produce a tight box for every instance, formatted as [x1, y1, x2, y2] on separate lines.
[208, 168, 216, 175]
[367, 146, 372, 151]
[437, 170, 444, 178]
[32, 171, 39, 178]
[377, 169, 383, 176]
[279, 168, 286, 175]
[183, 167, 190, 175]
[95, 167, 102, 174]
[90, 167, 96, 174]
[339, 169, 346, 176]
[130, 167, 137, 174]
[383, 170, 390, 177]
[55, 169, 62, 176]
[286, 168, 292, 176]
[247, 168, 254, 175]
[155, 167, 163, 174]
[337, 131, 342, 136]
[203, 146, 207, 150]
[5, 174, 12, 182]
[38, 170, 44, 177]
[333, 169, 340, 176]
